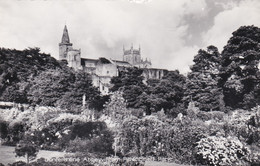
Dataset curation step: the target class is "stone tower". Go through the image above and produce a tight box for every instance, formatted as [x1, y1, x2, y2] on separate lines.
[123, 44, 151, 68]
[123, 44, 141, 65]
[59, 25, 73, 60]
[59, 25, 81, 70]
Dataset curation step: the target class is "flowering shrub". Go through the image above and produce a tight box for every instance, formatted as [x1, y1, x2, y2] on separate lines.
[47, 113, 89, 124]
[196, 136, 250, 166]
[8, 157, 145, 166]
[0, 107, 20, 123]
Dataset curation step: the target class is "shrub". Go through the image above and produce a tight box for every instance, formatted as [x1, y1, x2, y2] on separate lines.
[15, 140, 39, 164]
[67, 128, 114, 156]
[196, 136, 250, 166]
[0, 120, 8, 139]
[8, 161, 27, 166]
[116, 115, 209, 164]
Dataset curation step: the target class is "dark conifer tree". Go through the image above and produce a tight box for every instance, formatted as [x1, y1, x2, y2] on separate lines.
[184, 45, 224, 112]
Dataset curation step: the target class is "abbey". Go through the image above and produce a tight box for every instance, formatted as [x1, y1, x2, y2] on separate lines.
[59, 25, 166, 94]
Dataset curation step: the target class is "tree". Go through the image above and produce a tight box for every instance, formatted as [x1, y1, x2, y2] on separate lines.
[27, 68, 74, 106]
[110, 67, 146, 108]
[111, 67, 185, 115]
[220, 25, 260, 109]
[0, 47, 61, 103]
[103, 91, 130, 123]
[15, 140, 39, 164]
[184, 45, 224, 112]
[55, 71, 102, 112]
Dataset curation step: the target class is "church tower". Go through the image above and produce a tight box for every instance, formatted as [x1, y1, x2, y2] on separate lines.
[59, 25, 73, 60]
[123, 44, 141, 65]
[123, 44, 152, 68]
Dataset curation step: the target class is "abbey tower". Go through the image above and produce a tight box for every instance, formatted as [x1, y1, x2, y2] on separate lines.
[123, 44, 151, 68]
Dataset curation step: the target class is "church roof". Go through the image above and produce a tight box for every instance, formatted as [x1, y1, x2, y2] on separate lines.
[112, 60, 130, 64]
[61, 25, 71, 44]
[98, 57, 112, 64]
[81, 58, 98, 66]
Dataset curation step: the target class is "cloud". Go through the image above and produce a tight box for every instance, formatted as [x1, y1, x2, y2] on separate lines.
[1, 0, 260, 74]
[202, 0, 260, 51]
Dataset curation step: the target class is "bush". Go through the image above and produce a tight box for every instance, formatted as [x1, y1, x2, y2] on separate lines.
[196, 111, 225, 122]
[9, 157, 145, 166]
[196, 136, 250, 166]
[0, 120, 8, 139]
[116, 115, 209, 164]
[15, 140, 39, 164]
[8, 161, 27, 166]
[67, 128, 114, 156]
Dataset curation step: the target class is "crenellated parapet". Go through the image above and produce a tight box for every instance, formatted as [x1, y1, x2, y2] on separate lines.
[123, 44, 151, 68]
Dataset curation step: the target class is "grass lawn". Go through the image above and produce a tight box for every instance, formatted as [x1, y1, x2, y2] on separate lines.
[0, 145, 69, 165]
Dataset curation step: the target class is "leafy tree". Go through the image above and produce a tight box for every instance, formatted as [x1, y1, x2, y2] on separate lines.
[184, 45, 224, 112]
[55, 71, 101, 112]
[137, 70, 185, 115]
[110, 67, 146, 108]
[103, 91, 130, 123]
[27, 67, 74, 106]
[220, 25, 260, 109]
[111, 67, 185, 115]
[15, 139, 39, 164]
[0, 47, 61, 103]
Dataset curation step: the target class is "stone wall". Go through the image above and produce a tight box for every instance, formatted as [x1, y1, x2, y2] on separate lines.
[67, 50, 81, 69]
[142, 68, 168, 80]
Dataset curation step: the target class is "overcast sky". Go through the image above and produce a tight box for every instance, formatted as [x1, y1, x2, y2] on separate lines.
[1, 0, 260, 74]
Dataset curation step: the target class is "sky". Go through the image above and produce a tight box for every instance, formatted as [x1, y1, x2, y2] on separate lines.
[1, 0, 260, 74]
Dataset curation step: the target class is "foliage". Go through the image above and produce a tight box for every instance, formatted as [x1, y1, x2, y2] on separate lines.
[27, 67, 103, 111]
[27, 68, 74, 107]
[222, 109, 253, 143]
[55, 71, 103, 112]
[196, 136, 250, 166]
[0, 120, 8, 139]
[220, 25, 260, 109]
[184, 45, 224, 112]
[116, 115, 168, 157]
[111, 67, 146, 108]
[0, 47, 104, 111]
[115, 113, 210, 164]
[103, 91, 131, 124]
[15, 139, 39, 164]
[137, 70, 186, 115]
[0, 47, 61, 103]
[111, 67, 186, 115]
[8, 157, 145, 166]
[67, 128, 114, 155]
